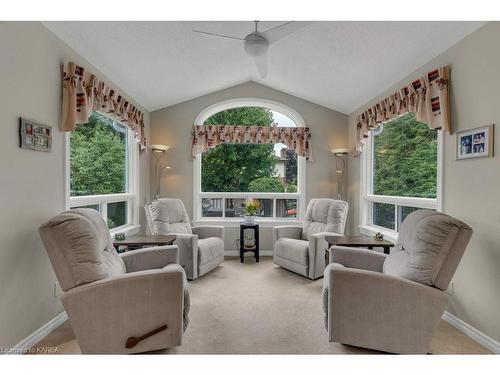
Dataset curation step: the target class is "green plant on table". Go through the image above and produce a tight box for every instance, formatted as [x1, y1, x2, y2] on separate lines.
[244, 199, 260, 216]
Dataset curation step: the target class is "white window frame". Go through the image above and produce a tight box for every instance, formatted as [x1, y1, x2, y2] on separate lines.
[359, 120, 443, 241]
[192, 98, 306, 225]
[64, 112, 140, 235]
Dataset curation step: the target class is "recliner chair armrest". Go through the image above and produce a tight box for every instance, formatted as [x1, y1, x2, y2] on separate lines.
[61, 267, 186, 354]
[307, 232, 342, 279]
[120, 245, 179, 273]
[192, 225, 224, 239]
[273, 225, 303, 241]
[331, 245, 387, 272]
[174, 233, 199, 280]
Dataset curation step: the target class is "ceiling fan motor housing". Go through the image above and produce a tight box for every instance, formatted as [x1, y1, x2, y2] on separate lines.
[244, 33, 269, 56]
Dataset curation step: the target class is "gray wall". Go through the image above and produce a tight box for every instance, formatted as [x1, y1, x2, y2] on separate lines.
[0, 22, 151, 348]
[150, 82, 348, 251]
[346, 22, 500, 342]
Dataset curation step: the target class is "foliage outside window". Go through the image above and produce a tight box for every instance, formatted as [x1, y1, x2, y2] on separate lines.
[365, 113, 438, 232]
[69, 112, 135, 230]
[199, 106, 300, 220]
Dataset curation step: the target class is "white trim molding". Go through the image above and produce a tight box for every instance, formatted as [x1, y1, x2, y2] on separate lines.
[5, 312, 68, 354]
[442, 311, 500, 354]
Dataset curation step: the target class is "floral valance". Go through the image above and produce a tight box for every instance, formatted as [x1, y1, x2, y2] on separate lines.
[356, 66, 451, 152]
[62, 61, 146, 146]
[191, 125, 313, 161]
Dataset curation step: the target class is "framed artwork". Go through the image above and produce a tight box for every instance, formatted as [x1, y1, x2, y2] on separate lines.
[19, 117, 52, 152]
[456, 124, 494, 160]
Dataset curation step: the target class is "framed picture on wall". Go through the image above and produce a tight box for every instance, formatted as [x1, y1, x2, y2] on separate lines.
[19, 117, 52, 152]
[456, 124, 494, 160]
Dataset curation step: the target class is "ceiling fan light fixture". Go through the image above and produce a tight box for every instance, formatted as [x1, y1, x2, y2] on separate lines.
[244, 33, 269, 57]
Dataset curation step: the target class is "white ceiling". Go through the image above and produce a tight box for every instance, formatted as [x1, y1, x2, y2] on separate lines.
[43, 21, 485, 114]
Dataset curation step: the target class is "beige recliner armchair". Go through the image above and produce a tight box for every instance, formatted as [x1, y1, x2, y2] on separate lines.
[273, 198, 349, 279]
[39, 208, 189, 354]
[323, 210, 473, 354]
[145, 198, 224, 280]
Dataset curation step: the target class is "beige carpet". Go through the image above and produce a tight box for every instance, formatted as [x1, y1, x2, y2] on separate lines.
[33, 257, 490, 354]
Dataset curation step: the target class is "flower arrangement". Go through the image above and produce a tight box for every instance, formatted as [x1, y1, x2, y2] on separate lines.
[244, 199, 260, 216]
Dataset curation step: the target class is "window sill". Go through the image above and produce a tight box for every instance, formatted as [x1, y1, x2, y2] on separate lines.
[110, 224, 140, 237]
[193, 218, 303, 228]
[358, 225, 398, 243]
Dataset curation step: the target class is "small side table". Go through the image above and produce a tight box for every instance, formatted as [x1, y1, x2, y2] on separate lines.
[239, 223, 259, 263]
[113, 234, 177, 253]
[325, 235, 395, 264]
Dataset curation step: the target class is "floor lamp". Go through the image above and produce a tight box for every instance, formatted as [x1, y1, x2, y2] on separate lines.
[331, 148, 350, 200]
[151, 144, 171, 199]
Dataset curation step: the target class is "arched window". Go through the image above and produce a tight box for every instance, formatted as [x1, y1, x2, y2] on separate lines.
[193, 99, 306, 222]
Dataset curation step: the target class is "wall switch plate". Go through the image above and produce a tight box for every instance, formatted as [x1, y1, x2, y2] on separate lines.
[54, 282, 63, 297]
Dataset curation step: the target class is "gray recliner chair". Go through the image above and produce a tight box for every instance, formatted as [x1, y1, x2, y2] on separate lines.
[323, 209, 473, 354]
[145, 198, 224, 280]
[39, 208, 189, 354]
[273, 198, 349, 279]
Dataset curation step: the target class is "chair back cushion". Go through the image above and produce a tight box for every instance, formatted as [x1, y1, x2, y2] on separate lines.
[39, 209, 126, 291]
[145, 198, 192, 235]
[383, 210, 472, 290]
[302, 199, 349, 240]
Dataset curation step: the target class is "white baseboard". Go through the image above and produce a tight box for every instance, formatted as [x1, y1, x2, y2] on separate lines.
[6, 311, 68, 354]
[225, 250, 273, 257]
[442, 311, 500, 354]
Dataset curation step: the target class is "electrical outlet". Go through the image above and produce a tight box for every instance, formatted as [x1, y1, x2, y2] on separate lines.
[54, 282, 63, 297]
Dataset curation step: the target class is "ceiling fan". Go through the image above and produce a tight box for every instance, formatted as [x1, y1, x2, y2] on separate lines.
[193, 21, 311, 78]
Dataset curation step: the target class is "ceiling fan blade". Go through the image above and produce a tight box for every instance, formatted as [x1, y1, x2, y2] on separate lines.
[261, 21, 313, 44]
[253, 54, 267, 79]
[193, 30, 244, 41]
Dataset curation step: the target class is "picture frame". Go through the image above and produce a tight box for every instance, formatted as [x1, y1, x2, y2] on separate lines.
[456, 124, 494, 160]
[19, 117, 52, 152]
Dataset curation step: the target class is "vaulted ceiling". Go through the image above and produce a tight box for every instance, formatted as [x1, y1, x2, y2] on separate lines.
[43, 21, 485, 114]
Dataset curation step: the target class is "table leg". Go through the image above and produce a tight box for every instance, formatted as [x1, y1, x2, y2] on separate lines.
[255, 227, 259, 263]
[383, 246, 391, 255]
[240, 226, 244, 263]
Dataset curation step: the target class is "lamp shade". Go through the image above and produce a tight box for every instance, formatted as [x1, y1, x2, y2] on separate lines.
[150, 144, 170, 152]
[331, 148, 350, 155]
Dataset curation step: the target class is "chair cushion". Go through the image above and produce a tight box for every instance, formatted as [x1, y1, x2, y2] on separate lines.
[383, 210, 472, 289]
[302, 199, 348, 240]
[274, 238, 309, 265]
[39, 209, 125, 291]
[198, 237, 224, 265]
[148, 199, 192, 234]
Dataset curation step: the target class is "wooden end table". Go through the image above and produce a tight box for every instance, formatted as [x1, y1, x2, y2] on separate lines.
[239, 223, 259, 263]
[325, 235, 395, 264]
[113, 234, 176, 253]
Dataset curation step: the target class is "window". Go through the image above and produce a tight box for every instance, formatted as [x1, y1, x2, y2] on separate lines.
[66, 112, 138, 231]
[361, 113, 441, 235]
[194, 99, 305, 222]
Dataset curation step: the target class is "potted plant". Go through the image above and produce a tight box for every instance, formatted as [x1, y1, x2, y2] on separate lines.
[243, 199, 260, 224]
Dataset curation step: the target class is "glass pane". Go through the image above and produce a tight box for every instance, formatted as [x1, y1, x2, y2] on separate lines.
[107, 201, 127, 229]
[200, 107, 296, 193]
[372, 113, 437, 198]
[225, 198, 245, 218]
[397, 206, 435, 229]
[253, 199, 273, 217]
[276, 199, 298, 218]
[73, 204, 100, 212]
[70, 112, 128, 197]
[372, 202, 395, 230]
[201, 198, 223, 217]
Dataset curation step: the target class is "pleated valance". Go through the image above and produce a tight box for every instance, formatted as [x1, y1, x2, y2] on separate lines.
[191, 125, 313, 161]
[356, 66, 451, 152]
[61, 61, 146, 146]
